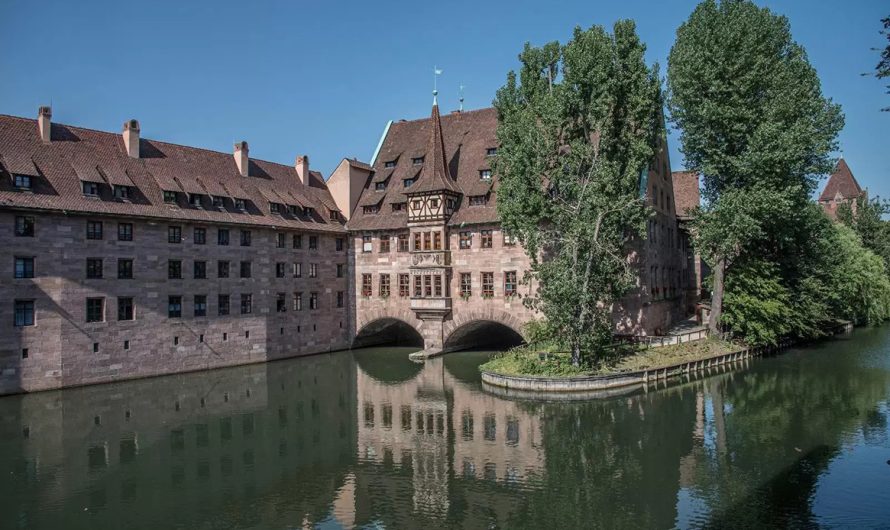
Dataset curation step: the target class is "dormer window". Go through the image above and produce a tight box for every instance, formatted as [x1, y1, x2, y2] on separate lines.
[189, 194, 204, 208]
[479, 170, 492, 180]
[363, 205, 379, 215]
[469, 195, 487, 206]
[164, 190, 177, 204]
[114, 185, 131, 200]
[13, 174, 32, 190]
[82, 182, 100, 196]
[303, 206, 315, 217]
[212, 196, 224, 209]
[290, 205, 300, 216]
[392, 202, 405, 212]
[384, 160, 397, 169]
[235, 198, 247, 211]
[329, 209, 339, 221]
[412, 156, 424, 165]
[486, 147, 498, 156]
[270, 202, 281, 214]
[375, 181, 386, 191]
[404, 178, 415, 188]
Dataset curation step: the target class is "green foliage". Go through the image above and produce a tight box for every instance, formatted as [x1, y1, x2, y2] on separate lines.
[722, 259, 794, 346]
[836, 197, 890, 271]
[830, 224, 890, 325]
[877, 16, 890, 111]
[494, 21, 661, 366]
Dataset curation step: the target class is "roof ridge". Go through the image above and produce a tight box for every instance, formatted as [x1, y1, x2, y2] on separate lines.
[390, 106, 495, 126]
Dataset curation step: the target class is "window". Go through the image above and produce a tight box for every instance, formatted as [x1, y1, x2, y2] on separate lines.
[479, 169, 492, 180]
[82, 181, 100, 196]
[276, 262, 286, 278]
[384, 159, 397, 169]
[118, 223, 133, 241]
[168, 260, 182, 279]
[460, 273, 472, 297]
[240, 261, 251, 278]
[486, 147, 498, 156]
[239, 230, 252, 246]
[194, 228, 206, 245]
[505, 271, 517, 296]
[86, 258, 103, 279]
[309, 292, 318, 310]
[189, 194, 203, 208]
[86, 297, 104, 323]
[412, 156, 424, 165]
[218, 294, 230, 316]
[362, 235, 372, 253]
[293, 262, 303, 278]
[168, 296, 182, 318]
[433, 232, 442, 250]
[335, 237, 344, 252]
[194, 261, 207, 279]
[276, 233, 285, 248]
[118, 297, 134, 321]
[423, 275, 432, 297]
[392, 202, 405, 212]
[14, 257, 34, 279]
[212, 196, 224, 208]
[380, 274, 391, 297]
[293, 234, 303, 249]
[191, 295, 206, 317]
[404, 178, 415, 188]
[380, 237, 390, 253]
[503, 231, 517, 246]
[413, 276, 422, 297]
[361, 274, 372, 296]
[309, 236, 318, 250]
[399, 274, 409, 297]
[309, 263, 318, 278]
[398, 234, 409, 252]
[240, 294, 252, 314]
[414, 232, 421, 251]
[270, 202, 281, 214]
[430, 198, 439, 208]
[218, 260, 230, 278]
[117, 259, 133, 279]
[218, 229, 230, 246]
[13, 174, 32, 189]
[164, 190, 177, 204]
[459, 232, 472, 249]
[469, 195, 487, 206]
[276, 293, 287, 313]
[336, 263, 344, 278]
[482, 272, 494, 297]
[337, 291, 344, 308]
[481, 230, 493, 249]
[303, 206, 315, 218]
[14, 300, 35, 326]
[293, 292, 303, 311]
[434, 275, 442, 297]
[15, 216, 35, 237]
[423, 232, 432, 251]
[86, 221, 103, 240]
[168, 226, 181, 244]
[363, 205, 379, 215]
[375, 181, 386, 191]
[234, 198, 247, 211]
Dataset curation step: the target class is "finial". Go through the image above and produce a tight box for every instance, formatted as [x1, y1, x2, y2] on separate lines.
[459, 84, 465, 112]
[433, 66, 443, 105]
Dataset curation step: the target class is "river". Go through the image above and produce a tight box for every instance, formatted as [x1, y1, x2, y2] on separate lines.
[1, 327, 889, 529]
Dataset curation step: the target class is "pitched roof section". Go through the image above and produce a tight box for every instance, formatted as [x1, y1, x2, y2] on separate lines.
[407, 102, 461, 196]
[0, 114, 344, 233]
[820, 158, 863, 202]
[348, 107, 499, 231]
[671, 171, 700, 219]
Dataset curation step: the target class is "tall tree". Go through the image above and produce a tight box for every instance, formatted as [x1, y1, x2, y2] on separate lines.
[494, 21, 661, 367]
[667, 0, 843, 336]
[877, 16, 890, 111]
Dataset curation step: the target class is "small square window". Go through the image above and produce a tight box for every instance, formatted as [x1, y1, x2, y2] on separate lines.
[82, 182, 100, 196]
[114, 185, 131, 200]
[384, 159, 397, 169]
[164, 190, 177, 204]
[486, 147, 498, 156]
[13, 174, 32, 189]
[479, 169, 492, 180]
[86, 297, 105, 323]
[15, 216, 35, 237]
[14, 257, 34, 279]
[118, 223, 133, 241]
[412, 156, 424, 165]
[86, 221, 103, 240]
[14, 300, 35, 327]
[168, 296, 182, 318]
[194, 228, 206, 245]
[168, 226, 181, 243]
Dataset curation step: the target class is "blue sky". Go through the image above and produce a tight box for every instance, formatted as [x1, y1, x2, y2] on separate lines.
[1, 0, 887, 196]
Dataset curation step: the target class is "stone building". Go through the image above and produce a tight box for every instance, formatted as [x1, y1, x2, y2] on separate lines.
[818, 158, 865, 219]
[671, 170, 708, 315]
[0, 107, 351, 394]
[343, 101, 689, 352]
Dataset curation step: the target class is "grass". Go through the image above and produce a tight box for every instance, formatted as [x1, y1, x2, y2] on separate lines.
[479, 338, 739, 378]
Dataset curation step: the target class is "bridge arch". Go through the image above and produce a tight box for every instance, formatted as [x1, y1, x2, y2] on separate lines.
[442, 309, 527, 352]
[353, 309, 424, 349]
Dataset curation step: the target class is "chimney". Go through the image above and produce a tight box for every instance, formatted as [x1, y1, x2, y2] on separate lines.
[38, 106, 52, 143]
[122, 119, 140, 158]
[234, 141, 249, 177]
[296, 155, 309, 185]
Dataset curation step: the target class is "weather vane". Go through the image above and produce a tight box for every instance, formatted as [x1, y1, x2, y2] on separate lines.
[433, 66, 443, 102]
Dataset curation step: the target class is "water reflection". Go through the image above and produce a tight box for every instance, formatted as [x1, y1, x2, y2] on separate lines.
[0, 329, 889, 529]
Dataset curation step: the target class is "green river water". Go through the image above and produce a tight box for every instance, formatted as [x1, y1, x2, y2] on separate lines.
[2, 327, 890, 529]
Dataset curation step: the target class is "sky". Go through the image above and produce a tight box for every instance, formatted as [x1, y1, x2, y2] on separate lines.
[1, 0, 887, 196]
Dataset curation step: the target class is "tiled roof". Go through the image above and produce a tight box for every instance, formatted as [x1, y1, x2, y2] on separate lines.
[819, 159, 863, 202]
[407, 102, 461, 195]
[0, 114, 345, 233]
[671, 171, 700, 219]
[348, 107, 500, 231]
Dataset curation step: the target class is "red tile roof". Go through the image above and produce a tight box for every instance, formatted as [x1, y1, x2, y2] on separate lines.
[819, 158, 863, 202]
[348, 107, 500, 231]
[671, 171, 700, 219]
[407, 102, 461, 195]
[0, 114, 344, 233]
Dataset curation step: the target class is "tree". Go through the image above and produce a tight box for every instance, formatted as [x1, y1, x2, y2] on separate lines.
[876, 16, 890, 111]
[837, 196, 890, 270]
[667, 0, 843, 336]
[494, 21, 661, 367]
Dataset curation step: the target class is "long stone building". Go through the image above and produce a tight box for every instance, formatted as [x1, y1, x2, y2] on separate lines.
[1, 101, 690, 394]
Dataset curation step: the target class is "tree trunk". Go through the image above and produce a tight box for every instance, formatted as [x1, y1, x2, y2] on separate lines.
[571, 342, 582, 367]
[709, 255, 726, 337]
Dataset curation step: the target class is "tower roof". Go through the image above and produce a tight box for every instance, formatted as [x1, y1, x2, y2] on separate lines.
[820, 158, 863, 201]
[407, 102, 460, 195]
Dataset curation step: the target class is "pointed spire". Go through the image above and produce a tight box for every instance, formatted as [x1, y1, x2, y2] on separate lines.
[820, 157, 863, 201]
[408, 101, 460, 195]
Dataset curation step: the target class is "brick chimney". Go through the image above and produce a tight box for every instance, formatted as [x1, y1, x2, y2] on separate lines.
[38, 106, 52, 143]
[296, 155, 309, 185]
[234, 141, 249, 177]
[123, 119, 140, 158]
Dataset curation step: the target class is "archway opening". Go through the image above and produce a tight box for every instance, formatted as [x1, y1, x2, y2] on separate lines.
[353, 318, 424, 349]
[443, 320, 525, 353]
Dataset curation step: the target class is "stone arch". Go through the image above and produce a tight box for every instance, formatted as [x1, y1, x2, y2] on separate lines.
[442, 308, 527, 352]
[353, 308, 424, 349]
